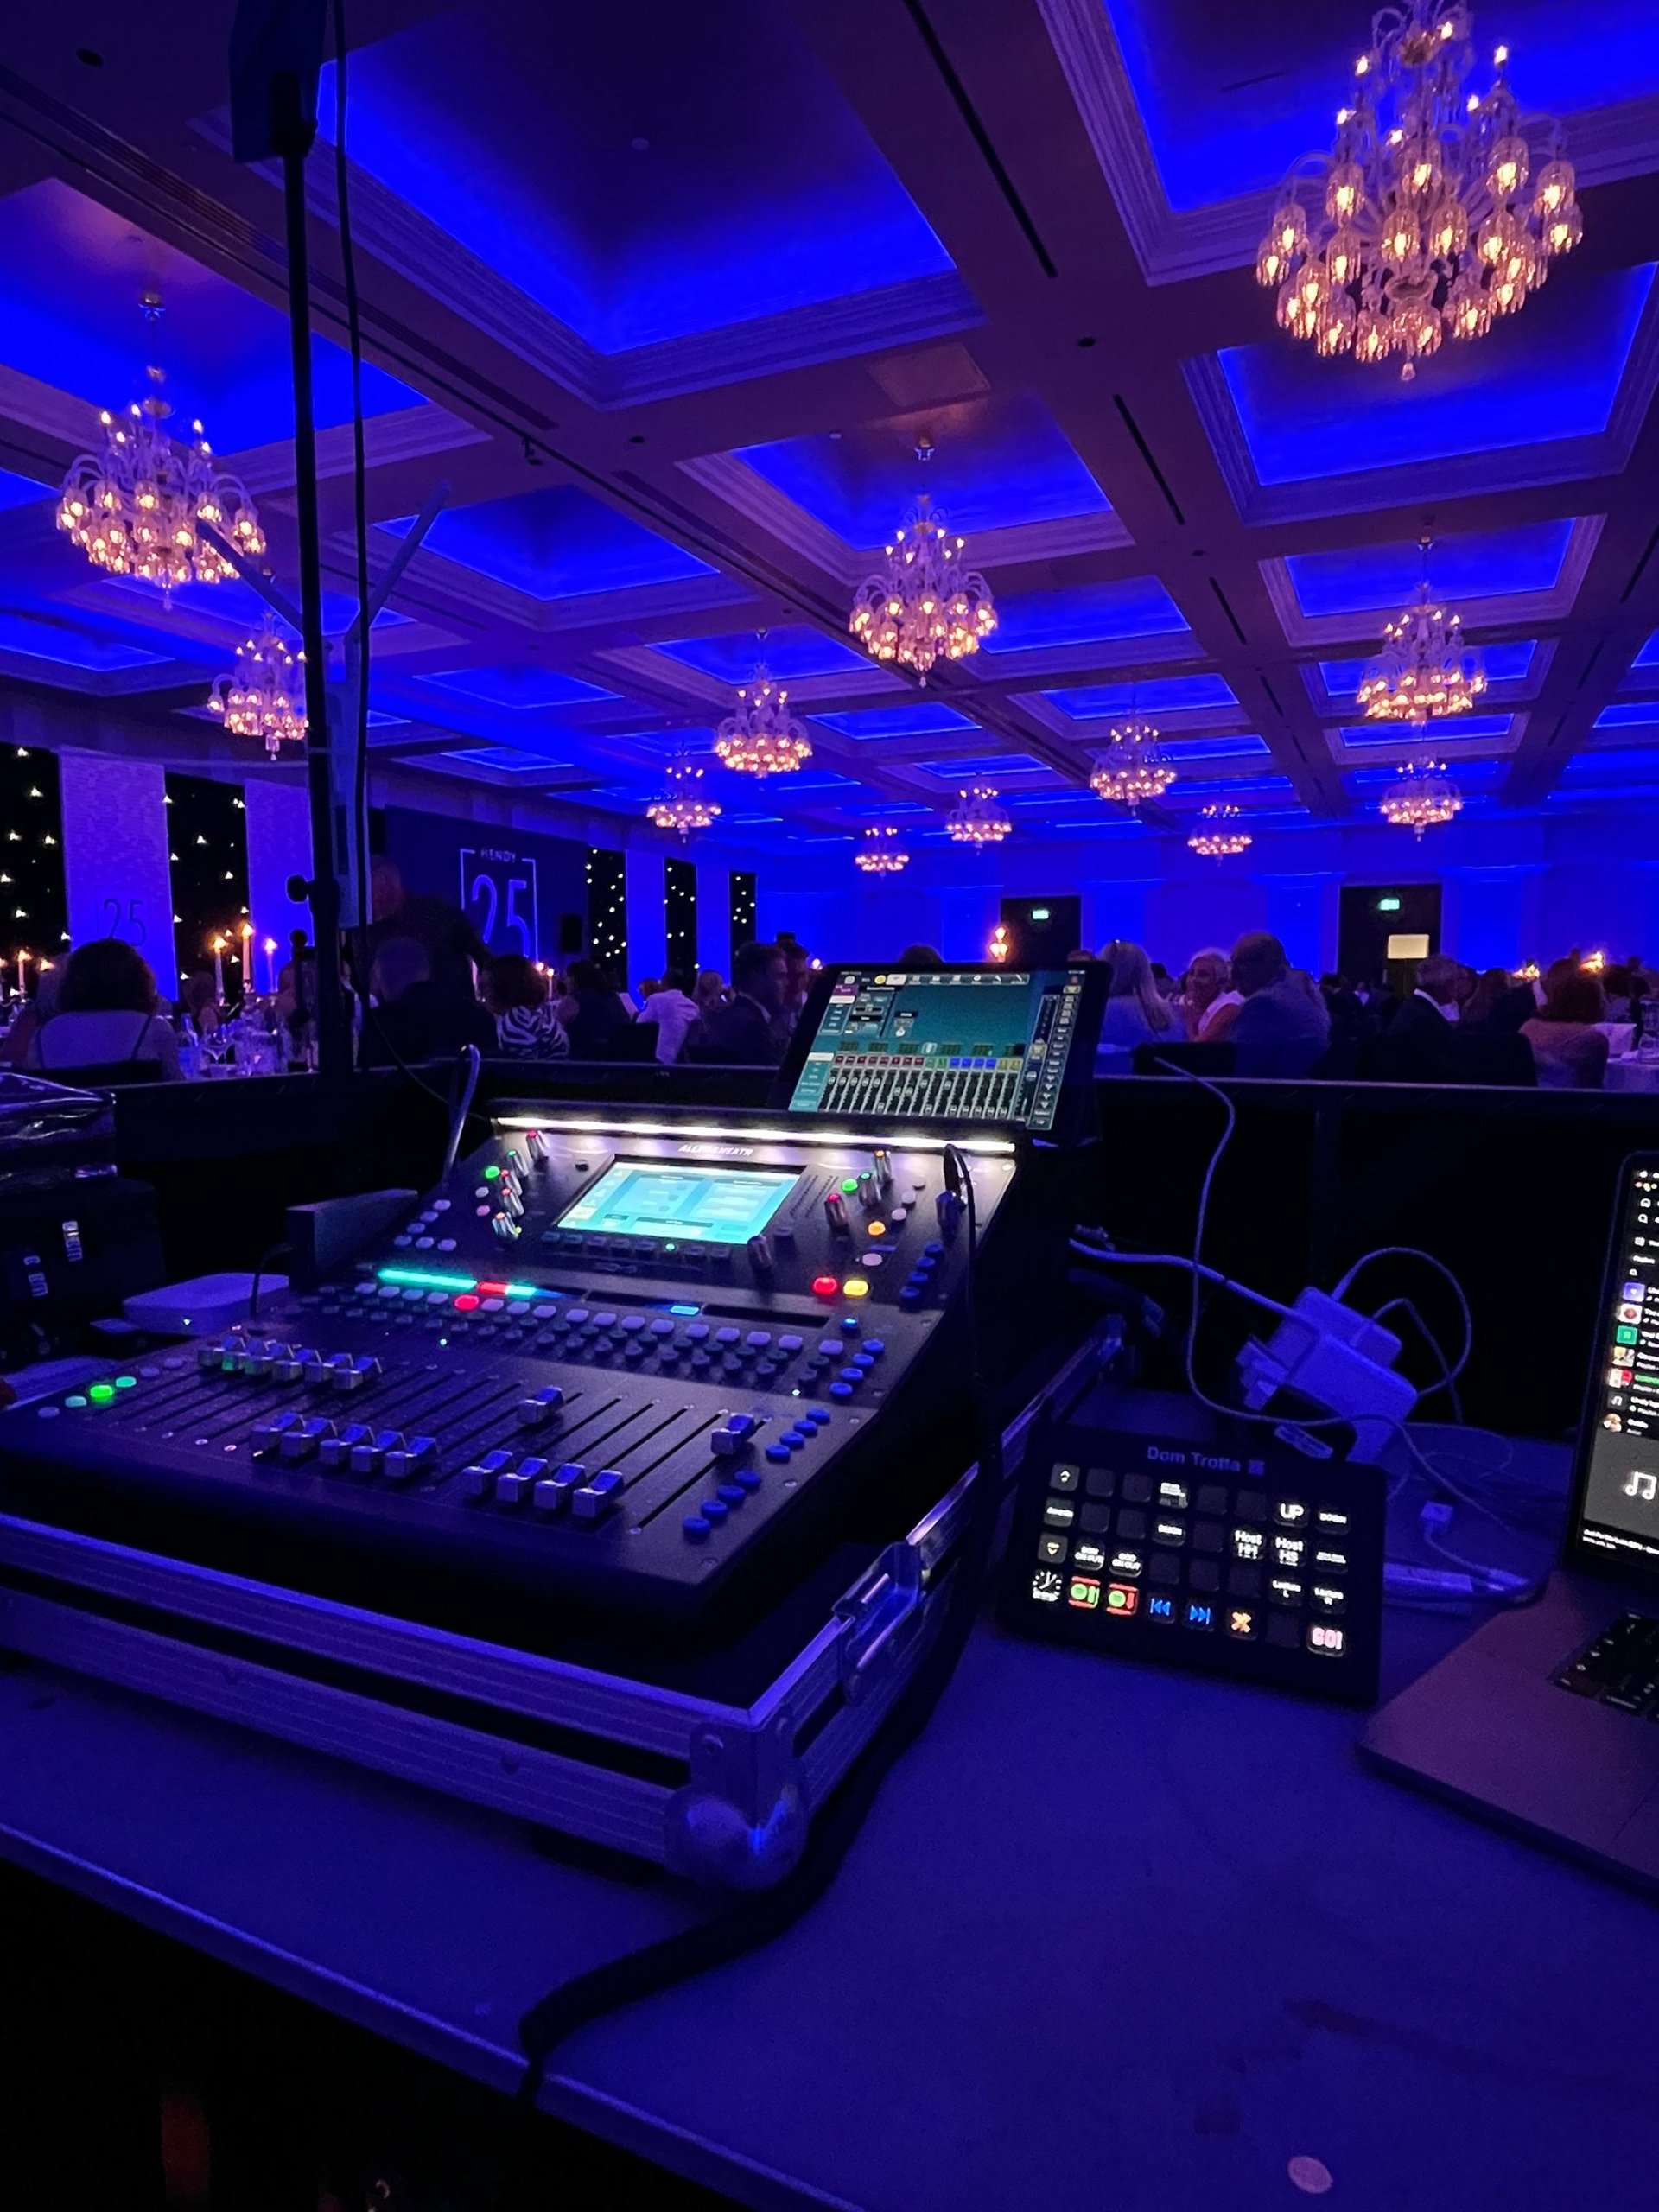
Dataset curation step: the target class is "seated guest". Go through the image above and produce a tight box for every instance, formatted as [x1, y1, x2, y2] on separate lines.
[1, 963, 60, 1070]
[176, 969, 221, 1038]
[1463, 966, 1535, 1034]
[1179, 947, 1242, 1041]
[1522, 969, 1610, 1089]
[694, 969, 728, 1014]
[687, 940, 790, 1064]
[484, 954, 569, 1060]
[1383, 953, 1463, 1080]
[27, 939, 181, 1079]
[365, 856, 485, 999]
[1229, 933, 1330, 1077]
[636, 966, 699, 1065]
[1099, 941, 1174, 1052]
[895, 944, 944, 970]
[562, 961, 632, 1057]
[359, 936, 494, 1068]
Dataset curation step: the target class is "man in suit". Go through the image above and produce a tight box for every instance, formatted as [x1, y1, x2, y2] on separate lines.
[1229, 934, 1331, 1077]
[1382, 952, 1463, 1080]
[687, 940, 791, 1065]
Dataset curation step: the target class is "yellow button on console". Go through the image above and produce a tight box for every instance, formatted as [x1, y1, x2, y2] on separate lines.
[842, 1277, 871, 1299]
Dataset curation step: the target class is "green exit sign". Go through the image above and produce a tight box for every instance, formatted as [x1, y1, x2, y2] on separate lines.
[1031, 907, 1051, 921]
[1376, 896, 1402, 912]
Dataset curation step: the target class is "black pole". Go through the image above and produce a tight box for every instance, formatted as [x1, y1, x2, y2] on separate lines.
[270, 68, 349, 1087]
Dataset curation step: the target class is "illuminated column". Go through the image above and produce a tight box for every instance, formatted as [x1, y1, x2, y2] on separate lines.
[243, 778, 314, 988]
[58, 751, 178, 996]
[625, 847, 666, 990]
[695, 860, 728, 977]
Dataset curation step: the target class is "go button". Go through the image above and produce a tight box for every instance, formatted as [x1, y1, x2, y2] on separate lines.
[841, 1277, 870, 1299]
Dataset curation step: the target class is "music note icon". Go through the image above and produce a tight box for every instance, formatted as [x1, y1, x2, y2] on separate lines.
[1622, 1471, 1658, 1503]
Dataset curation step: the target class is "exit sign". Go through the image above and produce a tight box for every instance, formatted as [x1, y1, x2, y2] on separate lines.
[1376, 895, 1402, 912]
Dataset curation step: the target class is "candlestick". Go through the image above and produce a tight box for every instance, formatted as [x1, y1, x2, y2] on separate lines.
[211, 935, 226, 1002]
[262, 936, 277, 995]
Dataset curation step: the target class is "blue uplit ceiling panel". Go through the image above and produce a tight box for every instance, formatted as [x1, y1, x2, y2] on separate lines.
[441, 747, 577, 773]
[815, 703, 979, 739]
[1159, 734, 1272, 761]
[983, 578, 1189, 652]
[0, 180, 416, 450]
[314, 3, 950, 353]
[1319, 641, 1538, 696]
[624, 727, 720, 756]
[736, 394, 1109, 544]
[416, 664, 619, 709]
[1046, 673, 1237, 718]
[1286, 523, 1576, 619]
[0, 468, 50, 514]
[1593, 702, 1659, 733]
[1560, 748, 1659, 781]
[653, 624, 870, 683]
[0, 609, 170, 671]
[382, 486, 712, 600]
[1345, 759, 1507, 792]
[1218, 265, 1655, 486]
[1106, 0, 1659, 213]
[1338, 715, 1516, 749]
[1635, 632, 1659, 671]
[104, 574, 406, 636]
[918, 754, 1051, 779]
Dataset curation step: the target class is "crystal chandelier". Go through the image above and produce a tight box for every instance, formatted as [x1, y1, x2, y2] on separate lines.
[1255, 3, 1581, 378]
[56, 298, 265, 593]
[1358, 537, 1487, 722]
[945, 786, 1012, 846]
[1381, 758, 1464, 836]
[1187, 804, 1254, 857]
[714, 667, 812, 777]
[646, 760, 721, 842]
[855, 826, 911, 874]
[207, 619, 306, 758]
[849, 440, 996, 682]
[1089, 707, 1177, 805]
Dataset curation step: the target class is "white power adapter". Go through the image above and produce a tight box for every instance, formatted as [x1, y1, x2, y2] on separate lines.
[1236, 1287, 1418, 1430]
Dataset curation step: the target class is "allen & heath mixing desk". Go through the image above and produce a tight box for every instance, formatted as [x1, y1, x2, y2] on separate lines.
[0, 964, 1106, 1656]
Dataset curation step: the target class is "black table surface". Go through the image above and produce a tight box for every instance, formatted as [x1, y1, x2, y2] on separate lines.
[0, 1403, 1654, 2212]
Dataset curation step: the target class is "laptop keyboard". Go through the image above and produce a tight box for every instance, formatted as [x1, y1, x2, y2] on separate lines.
[1556, 1612, 1659, 1715]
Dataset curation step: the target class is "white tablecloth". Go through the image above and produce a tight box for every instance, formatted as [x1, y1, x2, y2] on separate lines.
[1604, 1055, 1659, 1093]
[1596, 1021, 1636, 1057]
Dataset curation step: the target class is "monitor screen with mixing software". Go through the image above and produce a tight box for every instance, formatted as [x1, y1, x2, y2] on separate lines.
[784, 966, 1088, 1131]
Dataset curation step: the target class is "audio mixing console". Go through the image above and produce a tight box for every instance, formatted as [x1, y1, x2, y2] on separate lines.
[0, 967, 1105, 1635]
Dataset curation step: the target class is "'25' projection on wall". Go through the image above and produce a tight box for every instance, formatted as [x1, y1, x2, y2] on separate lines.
[461, 848, 539, 960]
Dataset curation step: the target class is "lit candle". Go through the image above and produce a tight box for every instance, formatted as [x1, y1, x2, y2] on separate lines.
[239, 919, 253, 994]
[211, 934, 226, 1001]
[263, 936, 277, 995]
[15, 949, 28, 1000]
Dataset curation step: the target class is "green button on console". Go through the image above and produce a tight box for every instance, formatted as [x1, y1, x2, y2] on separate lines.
[88, 1383, 116, 1403]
